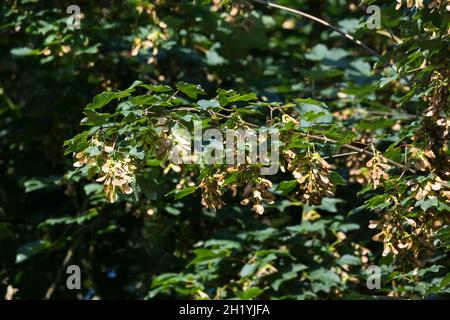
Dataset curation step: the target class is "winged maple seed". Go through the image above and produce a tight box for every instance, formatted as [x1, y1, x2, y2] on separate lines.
[281, 113, 300, 125]
[409, 146, 435, 171]
[96, 157, 136, 203]
[73, 137, 102, 168]
[72, 138, 136, 203]
[395, 0, 423, 10]
[366, 152, 391, 190]
[407, 175, 449, 201]
[284, 150, 334, 205]
[152, 116, 172, 158]
[427, 0, 450, 11]
[352, 243, 372, 266]
[370, 211, 413, 257]
[419, 70, 450, 143]
[396, 0, 450, 10]
[240, 177, 275, 215]
[371, 206, 448, 261]
[369, 174, 450, 261]
[73, 151, 90, 168]
[199, 171, 225, 211]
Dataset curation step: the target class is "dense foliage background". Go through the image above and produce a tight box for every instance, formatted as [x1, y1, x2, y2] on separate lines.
[1, 0, 449, 300]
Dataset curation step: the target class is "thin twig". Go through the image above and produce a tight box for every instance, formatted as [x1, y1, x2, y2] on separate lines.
[323, 151, 359, 159]
[305, 133, 416, 173]
[384, 25, 402, 45]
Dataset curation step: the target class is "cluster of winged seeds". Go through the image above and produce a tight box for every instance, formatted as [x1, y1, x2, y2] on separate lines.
[284, 150, 334, 205]
[366, 152, 391, 190]
[240, 177, 276, 215]
[199, 171, 226, 211]
[73, 137, 136, 203]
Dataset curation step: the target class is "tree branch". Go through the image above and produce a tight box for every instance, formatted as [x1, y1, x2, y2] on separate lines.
[305, 133, 416, 174]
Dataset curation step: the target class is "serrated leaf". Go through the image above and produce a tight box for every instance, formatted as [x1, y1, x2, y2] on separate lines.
[38, 210, 98, 228]
[197, 99, 220, 110]
[81, 109, 111, 126]
[141, 84, 172, 92]
[329, 171, 346, 186]
[176, 81, 205, 99]
[64, 131, 89, 155]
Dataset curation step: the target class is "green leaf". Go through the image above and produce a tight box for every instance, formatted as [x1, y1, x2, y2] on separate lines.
[310, 268, 341, 293]
[319, 197, 345, 213]
[75, 44, 101, 55]
[136, 175, 158, 200]
[11, 47, 41, 56]
[408, 265, 442, 277]
[81, 109, 111, 126]
[84, 146, 102, 156]
[204, 239, 242, 250]
[237, 287, 264, 300]
[206, 43, 227, 66]
[329, 171, 346, 186]
[357, 119, 396, 130]
[84, 183, 103, 196]
[176, 81, 205, 99]
[223, 171, 238, 185]
[271, 264, 308, 291]
[64, 132, 89, 155]
[174, 186, 198, 200]
[287, 220, 326, 237]
[141, 84, 173, 92]
[240, 262, 258, 278]
[86, 91, 118, 110]
[337, 254, 360, 266]
[294, 98, 327, 107]
[379, 75, 398, 88]
[367, 194, 392, 210]
[85, 89, 133, 110]
[38, 209, 99, 228]
[276, 180, 297, 195]
[415, 198, 439, 211]
[23, 176, 60, 193]
[197, 99, 220, 110]
[188, 248, 228, 266]
[217, 89, 257, 105]
[305, 44, 328, 61]
[130, 94, 158, 106]
[16, 240, 51, 264]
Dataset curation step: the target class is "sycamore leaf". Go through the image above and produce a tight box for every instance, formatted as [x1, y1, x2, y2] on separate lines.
[176, 81, 206, 99]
